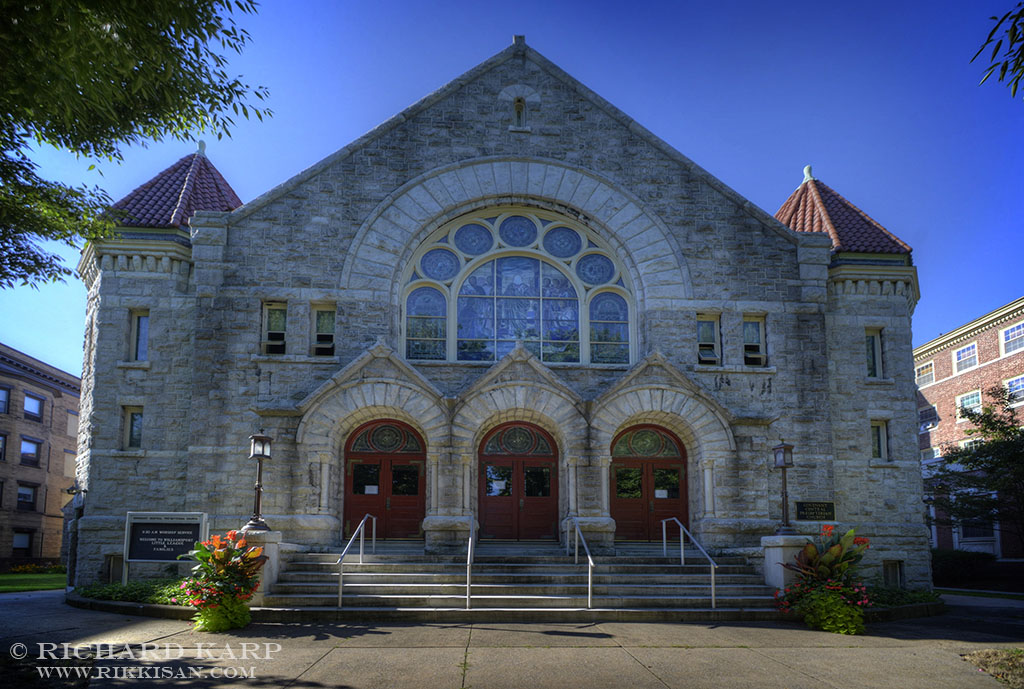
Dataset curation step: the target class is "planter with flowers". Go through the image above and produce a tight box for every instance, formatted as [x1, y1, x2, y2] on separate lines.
[774, 524, 872, 634]
[178, 530, 267, 632]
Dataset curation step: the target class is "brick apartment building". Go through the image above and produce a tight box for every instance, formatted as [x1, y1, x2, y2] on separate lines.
[0, 343, 80, 563]
[915, 296, 1024, 559]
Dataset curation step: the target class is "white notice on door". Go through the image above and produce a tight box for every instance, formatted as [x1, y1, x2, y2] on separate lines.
[365, 485, 379, 495]
[654, 489, 668, 499]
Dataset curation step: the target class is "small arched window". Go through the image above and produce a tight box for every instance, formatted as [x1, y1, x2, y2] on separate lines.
[513, 97, 526, 127]
[403, 208, 634, 364]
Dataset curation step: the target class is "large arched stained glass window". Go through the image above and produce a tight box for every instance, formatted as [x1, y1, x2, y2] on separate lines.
[404, 208, 634, 364]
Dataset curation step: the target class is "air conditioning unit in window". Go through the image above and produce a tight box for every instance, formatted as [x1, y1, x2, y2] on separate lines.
[313, 333, 335, 356]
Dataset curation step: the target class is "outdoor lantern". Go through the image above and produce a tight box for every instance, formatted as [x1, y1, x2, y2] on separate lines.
[773, 441, 794, 469]
[772, 440, 796, 534]
[250, 431, 272, 461]
[242, 429, 273, 532]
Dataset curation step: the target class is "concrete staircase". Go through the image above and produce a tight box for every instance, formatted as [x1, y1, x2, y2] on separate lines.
[257, 541, 781, 622]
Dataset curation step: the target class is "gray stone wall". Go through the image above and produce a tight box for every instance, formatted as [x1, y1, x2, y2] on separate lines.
[72, 43, 930, 587]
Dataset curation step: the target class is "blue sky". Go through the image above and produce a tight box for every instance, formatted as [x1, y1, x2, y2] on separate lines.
[1, 0, 1021, 375]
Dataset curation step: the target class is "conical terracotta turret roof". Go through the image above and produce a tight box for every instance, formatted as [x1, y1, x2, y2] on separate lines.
[110, 145, 242, 228]
[775, 167, 911, 255]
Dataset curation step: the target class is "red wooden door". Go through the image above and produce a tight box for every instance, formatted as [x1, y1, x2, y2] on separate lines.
[344, 421, 426, 538]
[609, 426, 688, 541]
[479, 423, 558, 540]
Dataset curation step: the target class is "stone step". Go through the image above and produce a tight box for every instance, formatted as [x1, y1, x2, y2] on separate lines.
[262, 593, 777, 609]
[274, 582, 774, 597]
[293, 552, 747, 566]
[278, 571, 765, 585]
[250, 606, 787, 624]
[284, 561, 752, 575]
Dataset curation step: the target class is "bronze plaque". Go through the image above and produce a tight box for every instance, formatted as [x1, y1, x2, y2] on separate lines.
[796, 501, 835, 521]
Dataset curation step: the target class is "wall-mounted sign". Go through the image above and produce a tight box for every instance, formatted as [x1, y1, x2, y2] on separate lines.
[795, 501, 836, 521]
[122, 512, 207, 584]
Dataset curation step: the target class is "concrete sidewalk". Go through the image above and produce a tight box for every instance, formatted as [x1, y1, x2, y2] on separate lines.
[1, 590, 1022, 688]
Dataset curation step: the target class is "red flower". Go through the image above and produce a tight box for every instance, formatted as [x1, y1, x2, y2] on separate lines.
[227, 530, 238, 541]
[821, 524, 834, 537]
[853, 537, 869, 547]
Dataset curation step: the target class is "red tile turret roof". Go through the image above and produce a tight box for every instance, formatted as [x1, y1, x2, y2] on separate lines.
[775, 173, 911, 255]
[110, 150, 242, 228]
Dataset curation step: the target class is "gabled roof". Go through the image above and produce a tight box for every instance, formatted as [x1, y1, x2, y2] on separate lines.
[775, 167, 911, 255]
[110, 146, 242, 228]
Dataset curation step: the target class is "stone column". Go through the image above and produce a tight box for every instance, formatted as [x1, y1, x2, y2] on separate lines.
[565, 455, 579, 515]
[426, 451, 441, 516]
[243, 530, 282, 607]
[701, 459, 716, 517]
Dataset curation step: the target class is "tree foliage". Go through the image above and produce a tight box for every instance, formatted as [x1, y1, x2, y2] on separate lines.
[974, 2, 1024, 99]
[926, 385, 1024, 551]
[0, 0, 270, 288]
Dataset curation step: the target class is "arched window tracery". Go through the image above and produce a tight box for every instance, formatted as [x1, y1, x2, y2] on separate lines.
[404, 208, 634, 364]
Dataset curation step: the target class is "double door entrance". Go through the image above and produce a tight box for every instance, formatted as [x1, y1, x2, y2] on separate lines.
[344, 421, 426, 538]
[609, 426, 689, 540]
[478, 423, 559, 540]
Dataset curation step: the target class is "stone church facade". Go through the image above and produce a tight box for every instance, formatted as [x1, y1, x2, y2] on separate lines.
[71, 37, 930, 586]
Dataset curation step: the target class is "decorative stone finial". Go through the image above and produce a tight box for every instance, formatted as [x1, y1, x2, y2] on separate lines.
[513, 35, 526, 46]
[802, 164, 815, 183]
[197, 140, 207, 156]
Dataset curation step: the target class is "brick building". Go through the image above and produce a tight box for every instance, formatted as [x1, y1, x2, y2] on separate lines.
[915, 296, 1024, 558]
[0, 342, 80, 563]
[70, 37, 930, 588]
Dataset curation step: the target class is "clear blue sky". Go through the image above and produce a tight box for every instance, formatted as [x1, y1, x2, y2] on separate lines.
[1, 0, 1021, 375]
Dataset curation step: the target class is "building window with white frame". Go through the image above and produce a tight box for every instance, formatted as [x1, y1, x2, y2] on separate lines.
[954, 343, 978, 373]
[956, 390, 982, 420]
[1003, 322, 1024, 355]
[0, 386, 8, 414]
[742, 316, 767, 366]
[130, 309, 149, 361]
[915, 362, 934, 386]
[262, 302, 287, 355]
[123, 407, 143, 449]
[23, 393, 43, 422]
[1008, 375, 1024, 405]
[918, 405, 938, 433]
[696, 315, 720, 365]
[870, 420, 888, 461]
[312, 306, 336, 356]
[0, 433, 6, 461]
[866, 328, 883, 378]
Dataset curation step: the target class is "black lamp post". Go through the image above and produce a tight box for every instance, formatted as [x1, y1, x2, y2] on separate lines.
[773, 440, 796, 535]
[242, 430, 273, 532]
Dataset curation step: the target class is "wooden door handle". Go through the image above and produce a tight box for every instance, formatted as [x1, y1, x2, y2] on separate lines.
[649, 500, 654, 513]
[386, 497, 391, 510]
[519, 498, 525, 510]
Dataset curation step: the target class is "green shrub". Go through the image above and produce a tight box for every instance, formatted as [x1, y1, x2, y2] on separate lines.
[868, 586, 940, 607]
[76, 578, 186, 605]
[931, 548, 996, 587]
[796, 588, 866, 635]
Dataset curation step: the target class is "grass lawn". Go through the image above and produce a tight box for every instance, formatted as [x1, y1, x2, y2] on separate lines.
[0, 573, 67, 593]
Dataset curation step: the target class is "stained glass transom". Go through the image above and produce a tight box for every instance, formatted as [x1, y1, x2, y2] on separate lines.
[404, 208, 633, 364]
[482, 424, 555, 456]
[349, 422, 425, 454]
[612, 427, 682, 458]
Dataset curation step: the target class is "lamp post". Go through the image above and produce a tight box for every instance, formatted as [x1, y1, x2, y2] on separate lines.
[773, 440, 795, 535]
[242, 430, 273, 533]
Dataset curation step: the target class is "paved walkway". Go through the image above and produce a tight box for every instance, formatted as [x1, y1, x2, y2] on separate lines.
[0, 590, 1022, 688]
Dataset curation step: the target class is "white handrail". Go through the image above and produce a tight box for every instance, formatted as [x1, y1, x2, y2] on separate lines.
[564, 516, 595, 609]
[660, 517, 718, 609]
[336, 513, 377, 608]
[465, 513, 476, 609]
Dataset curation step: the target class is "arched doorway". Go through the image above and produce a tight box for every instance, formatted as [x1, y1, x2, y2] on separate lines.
[344, 420, 426, 538]
[478, 422, 559, 539]
[610, 425, 688, 540]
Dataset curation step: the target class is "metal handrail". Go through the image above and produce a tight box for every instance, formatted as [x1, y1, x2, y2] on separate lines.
[465, 513, 476, 609]
[661, 517, 718, 609]
[564, 516, 595, 609]
[336, 513, 377, 608]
